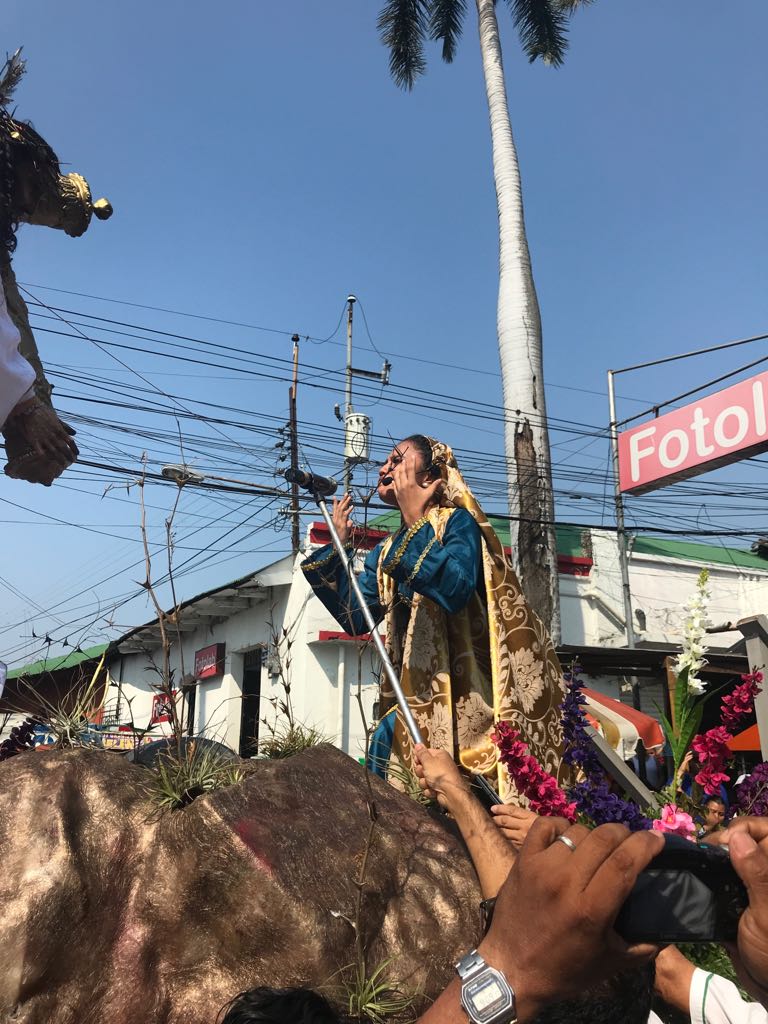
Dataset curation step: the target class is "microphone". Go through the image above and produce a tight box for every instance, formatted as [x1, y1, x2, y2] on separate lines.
[284, 468, 339, 496]
[380, 475, 393, 485]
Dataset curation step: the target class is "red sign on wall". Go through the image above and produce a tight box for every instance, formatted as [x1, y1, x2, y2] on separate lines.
[618, 371, 768, 494]
[194, 643, 225, 680]
[150, 691, 177, 724]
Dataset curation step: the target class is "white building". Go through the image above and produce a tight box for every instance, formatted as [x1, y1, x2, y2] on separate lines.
[103, 518, 768, 759]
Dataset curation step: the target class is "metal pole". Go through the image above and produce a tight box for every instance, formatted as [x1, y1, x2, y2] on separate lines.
[608, 369, 636, 651]
[608, 370, 644, 756]
[343, 295, 356, 493]
[313, 491, 423, 745]
[289, 334, 300, 555]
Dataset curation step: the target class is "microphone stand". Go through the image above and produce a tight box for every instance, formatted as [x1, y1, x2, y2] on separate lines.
[312, 488, 424, 745]
[311, 487, 502, 807]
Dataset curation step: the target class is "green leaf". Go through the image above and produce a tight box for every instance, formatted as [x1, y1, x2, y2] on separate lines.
[655, 705, 676, 751]
[429, 0, 467, 63]
[673, 667, 690, 739]
[503, 0, 570, 67]
[378, 0, 430, 90]
[678, 702, 704, 765]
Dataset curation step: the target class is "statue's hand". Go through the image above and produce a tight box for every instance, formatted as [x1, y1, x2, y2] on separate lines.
[3, 400, 78, 486]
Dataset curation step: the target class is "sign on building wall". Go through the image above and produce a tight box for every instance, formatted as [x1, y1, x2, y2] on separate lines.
[194, 643, 226, 680]
[619, 371, 768, 494]
[150, 690, 178, 724]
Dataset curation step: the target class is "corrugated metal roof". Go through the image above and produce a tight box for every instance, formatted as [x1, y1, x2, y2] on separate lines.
[7, 643, 109, 681]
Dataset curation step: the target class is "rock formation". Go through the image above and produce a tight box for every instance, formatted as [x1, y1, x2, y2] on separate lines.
[0, 744, 481, 1023]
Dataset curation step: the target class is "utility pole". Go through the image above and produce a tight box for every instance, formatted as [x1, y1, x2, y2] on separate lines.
[289, 333, 300, 554]
[607, 369, 636, 653]
[335, 294, 390, 493]
[343, 295, 356, 493]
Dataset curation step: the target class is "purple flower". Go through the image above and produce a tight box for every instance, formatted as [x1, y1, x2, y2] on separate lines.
[736, 761, 768, 817]
[560, 667, 652, 831]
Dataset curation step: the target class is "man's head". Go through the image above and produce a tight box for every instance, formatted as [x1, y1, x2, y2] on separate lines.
[702, 795, 726, 832]
[219, 987, 343, 1024]
[530, 966, 654, 1024]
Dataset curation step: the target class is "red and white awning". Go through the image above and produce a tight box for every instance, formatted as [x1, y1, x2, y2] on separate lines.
[582, 687, 665, 761]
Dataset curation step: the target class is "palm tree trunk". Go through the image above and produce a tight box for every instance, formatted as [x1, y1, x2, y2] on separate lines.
[475, 0, 560, 641]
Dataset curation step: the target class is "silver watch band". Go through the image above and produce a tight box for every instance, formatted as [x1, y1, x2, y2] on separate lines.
[456, 949, 487, 980]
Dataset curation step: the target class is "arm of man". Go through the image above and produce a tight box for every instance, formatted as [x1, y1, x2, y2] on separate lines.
[417, 818, 663, 1023]
[413, 744, 515, 899]
[721, 818, 768, 1008]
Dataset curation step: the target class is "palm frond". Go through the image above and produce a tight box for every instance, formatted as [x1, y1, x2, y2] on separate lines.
[0, 49, 25, 108]
[551, 0, 593, 10]
[429, 0, 467, 64]
[378, 0, 431, 90]
[503, 0, 570, 67]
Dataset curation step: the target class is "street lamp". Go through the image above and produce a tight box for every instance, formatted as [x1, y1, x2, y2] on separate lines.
[160, 464, 287, 497]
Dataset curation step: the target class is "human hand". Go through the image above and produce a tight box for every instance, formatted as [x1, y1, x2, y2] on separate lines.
[653, 945, 696, 1014]
[413, 744, 468, 810]
[477, 818, 663, 1019]
[332, 493, 353, 545]
[677, 750, 693, 783]
[3, 400, 78, 486]
[721, 817, 768, 1005]
[391, 455, 441, 527]
[490, 804, 538, 849]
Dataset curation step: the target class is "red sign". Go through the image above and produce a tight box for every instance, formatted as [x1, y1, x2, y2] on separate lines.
[619, 371, 768, 494]
[150, 691, 177, 724]
[194, 643, 225, 679]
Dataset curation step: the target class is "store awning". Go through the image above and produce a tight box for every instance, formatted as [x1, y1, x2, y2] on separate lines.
[582, 687, 665, 761]
[728, 724, 760, 752]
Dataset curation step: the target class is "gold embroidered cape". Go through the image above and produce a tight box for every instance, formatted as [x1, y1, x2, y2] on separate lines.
[377, 439, 566, 799]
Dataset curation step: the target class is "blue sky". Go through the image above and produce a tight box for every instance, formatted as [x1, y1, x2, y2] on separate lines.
[2, 0, 767, 668]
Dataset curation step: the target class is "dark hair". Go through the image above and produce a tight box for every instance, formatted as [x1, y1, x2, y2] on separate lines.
[530, 966, 654, 1024]
[703, 794, 726, 807]
[219, 987, 343, 1024]
[0, 128, 17, 254]
[0, 112, 60, 257]
[399, 434, 439, 479]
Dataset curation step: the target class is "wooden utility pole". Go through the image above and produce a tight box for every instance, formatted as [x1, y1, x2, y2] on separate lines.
[289, 334, 300, 554]
[343, 296, 356, 493]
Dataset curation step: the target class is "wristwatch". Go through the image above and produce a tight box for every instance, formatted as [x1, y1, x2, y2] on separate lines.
[455, 949, 517, 1024]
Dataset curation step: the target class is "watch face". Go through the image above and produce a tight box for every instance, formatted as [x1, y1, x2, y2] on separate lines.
[463, 970, 514, 1023]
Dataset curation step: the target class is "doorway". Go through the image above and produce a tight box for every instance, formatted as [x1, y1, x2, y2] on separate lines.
[239, 648, 262, 757]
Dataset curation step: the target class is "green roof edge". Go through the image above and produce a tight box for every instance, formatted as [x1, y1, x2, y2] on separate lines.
[7, 642, 109, 681]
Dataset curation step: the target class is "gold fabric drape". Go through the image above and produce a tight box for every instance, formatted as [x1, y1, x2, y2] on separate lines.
[376, 439, 566, 799]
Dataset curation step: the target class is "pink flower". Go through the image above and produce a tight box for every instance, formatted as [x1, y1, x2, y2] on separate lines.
[694, 769, 730, 792]
[652, 804, 696, 841]
[722, 672, 762, 732]
[492, 722, 577, 822]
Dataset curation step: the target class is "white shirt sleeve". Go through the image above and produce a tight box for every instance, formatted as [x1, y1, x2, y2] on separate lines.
[0, 272, 35, 427]
[690, 967, 768, 1024]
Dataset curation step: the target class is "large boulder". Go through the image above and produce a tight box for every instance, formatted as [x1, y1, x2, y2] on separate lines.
[0, 745, 482, 1023]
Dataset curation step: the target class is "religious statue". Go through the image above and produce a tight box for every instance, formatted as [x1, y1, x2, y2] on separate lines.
[0, 48, 112, 485]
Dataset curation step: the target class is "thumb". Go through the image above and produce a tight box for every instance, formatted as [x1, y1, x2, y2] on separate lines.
[729, 830, 768, 904]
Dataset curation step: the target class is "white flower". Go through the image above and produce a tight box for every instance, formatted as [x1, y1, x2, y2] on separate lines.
[674, 569, 711, 694]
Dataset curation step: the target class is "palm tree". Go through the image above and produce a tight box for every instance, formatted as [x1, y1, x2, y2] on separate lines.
[378, 0, 588, 640]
